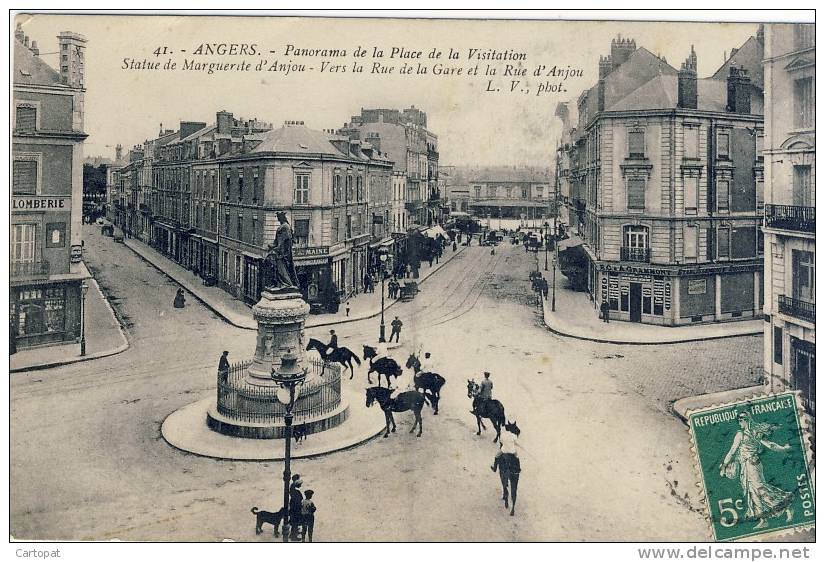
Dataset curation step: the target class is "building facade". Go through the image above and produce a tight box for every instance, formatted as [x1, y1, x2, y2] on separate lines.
[467, 178, 552, 222]
[11, 27, 89, 349]
[761, 23, 815, 416]
[557, 32, 766, 326]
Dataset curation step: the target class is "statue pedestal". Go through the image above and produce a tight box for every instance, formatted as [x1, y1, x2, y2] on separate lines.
[246, 288, 311, 387]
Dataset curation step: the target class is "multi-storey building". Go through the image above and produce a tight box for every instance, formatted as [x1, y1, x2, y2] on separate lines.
[466, 175, 552, 222]
[196, 121, 392, 308]
[557, 32, 766, 326]
[761, 23, 815, 416]
[339, 106, 438, 228]
[11, 27, 89, 350]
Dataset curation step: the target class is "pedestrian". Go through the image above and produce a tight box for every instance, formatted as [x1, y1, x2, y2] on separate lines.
[390, 316, 403, 343]
[600, 300, 610, 323]
[452, 241, 457, 252]
[363, 272, 370, 294]
[218, 350, 230, 383]
[173, 287, 185, 308]
[10, 319, 17, 356]
[301, 490, 317, 542]
[428, 254, 434, 267]
[542, 277, 549, 298]
[406, 264, 412, 279]
[288, 476, 304, 541]
[345, 302, 350, 317]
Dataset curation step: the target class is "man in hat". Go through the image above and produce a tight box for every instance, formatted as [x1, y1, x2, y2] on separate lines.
[288, 475, 304, 541]
[390, 316, 403, 343]
[326, 329, 338, 356]
[217, 350, 230, 383]
[300, 490, 317, 542]
[479, 371, 493, 401]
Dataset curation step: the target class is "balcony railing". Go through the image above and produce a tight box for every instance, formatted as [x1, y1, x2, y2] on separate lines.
[778, 295, 815, 324]
[620, 246, 651, 262]
[11, 260, 50, 279]
[765, 204, 815, 233]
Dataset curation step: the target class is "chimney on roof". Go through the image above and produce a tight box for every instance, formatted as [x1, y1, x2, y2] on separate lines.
[15, 23, 24, 42]
[216, 110, 233, 134]
[116, 144, 123, 162]
[726, 65, 752, 114]
[58, 31, 87, 89]
[598, 55, 612, 79]
[610, 35, 636, 71]
[678, 45, 698, 110]
[729, 47, 739, 60]
[30, 41, 39, 56]
[23, 35, 29, 47]
[757, 24, 765, 44]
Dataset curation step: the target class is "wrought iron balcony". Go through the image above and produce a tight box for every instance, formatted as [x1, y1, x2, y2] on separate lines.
[778, 295, 815, 324]
[765, 204, 815, 233]
[620, 246, 651, 262]
[11, 260, 50, 279]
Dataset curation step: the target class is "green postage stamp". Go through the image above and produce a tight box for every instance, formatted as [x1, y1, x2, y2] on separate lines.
[688, 392, 815, 541]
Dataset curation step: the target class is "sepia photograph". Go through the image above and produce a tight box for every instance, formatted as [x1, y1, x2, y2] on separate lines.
[7, 9, 816, 550]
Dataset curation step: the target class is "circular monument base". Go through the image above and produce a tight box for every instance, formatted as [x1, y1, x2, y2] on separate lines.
[161, 385, 386, 461]
[206, 401, 349, 440]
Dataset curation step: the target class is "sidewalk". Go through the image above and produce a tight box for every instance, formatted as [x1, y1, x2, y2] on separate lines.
[10, 266, 130, 373]
[123, 237, 466, 330]
[538, 256, 762, 345]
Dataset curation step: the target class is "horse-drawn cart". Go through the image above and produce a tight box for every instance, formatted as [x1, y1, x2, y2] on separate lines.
[400, 281, 419, 301]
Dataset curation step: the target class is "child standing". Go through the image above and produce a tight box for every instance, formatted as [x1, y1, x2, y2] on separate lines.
[301, 490, 317, 542]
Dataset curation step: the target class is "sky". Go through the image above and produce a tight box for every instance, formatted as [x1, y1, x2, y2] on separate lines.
[16, 14, 761, 167]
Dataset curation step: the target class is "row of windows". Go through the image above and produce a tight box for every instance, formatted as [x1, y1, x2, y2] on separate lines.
[616, 223, 761, 261]
[472, 186, 546, 199]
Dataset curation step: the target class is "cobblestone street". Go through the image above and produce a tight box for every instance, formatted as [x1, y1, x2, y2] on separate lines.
[9, 231, 769, 542]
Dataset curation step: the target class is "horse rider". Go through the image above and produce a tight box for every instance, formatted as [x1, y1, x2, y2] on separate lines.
[472, 371, 493, 416]
[491, 422, 520, 473]
[418, 352, 435, 375]
[326, 329, 338, 356]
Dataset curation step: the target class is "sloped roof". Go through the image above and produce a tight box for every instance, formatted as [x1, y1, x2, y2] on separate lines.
[14, 40, 63, 87]
[603, 47, 678, 108]
[176, 124, 216, 143]
[712, 36, 764, 91]
[251, 125, 348, 157]
[606, 75, 728, 112]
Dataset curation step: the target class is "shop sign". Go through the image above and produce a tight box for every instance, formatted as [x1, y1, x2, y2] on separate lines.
[70, 245, 82, 263]
[293, 246, 329, 258]
[688, 278, 707, 295]
[372, 215, 384, 224]
[12, 197, 70, 211]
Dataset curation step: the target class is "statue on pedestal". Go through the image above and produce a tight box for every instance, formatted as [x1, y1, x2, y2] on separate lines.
[263, 211, 300, 294]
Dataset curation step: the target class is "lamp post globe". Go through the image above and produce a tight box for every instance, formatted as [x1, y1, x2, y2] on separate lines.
[271, 352, 306, 542]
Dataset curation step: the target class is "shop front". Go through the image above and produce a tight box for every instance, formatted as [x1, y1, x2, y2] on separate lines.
[294, 246, 339, 313]
[11, 280, 82, 349]
[599, 269, 675, 325]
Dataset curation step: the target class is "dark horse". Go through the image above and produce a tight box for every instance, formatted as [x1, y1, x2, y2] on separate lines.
[495, 420, 521, 516]
[362, 345, 403, 388]
[366, 386, 427, 438]
[306, 338, 361, 378]
[405, 352, 446, 415]
[467, 379, 505, 442]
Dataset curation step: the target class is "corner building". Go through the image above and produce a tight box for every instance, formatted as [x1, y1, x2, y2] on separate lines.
[559, 32, 766, 325]
[11, 27, 89, 349]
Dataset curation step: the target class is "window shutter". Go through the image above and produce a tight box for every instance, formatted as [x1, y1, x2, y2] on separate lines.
[627, 178, 645, 210]
[684, 176, 698, 213]
[295, 219, 310, 238]
[13, 160, 37, 194]
[684, 226, 697, 259]
[718, 227, 730, 258]
[16, 106, 36, 132]
[717, 180, 730, 211]
[628, 131, 645, 157]
[684, 127, 698, 159]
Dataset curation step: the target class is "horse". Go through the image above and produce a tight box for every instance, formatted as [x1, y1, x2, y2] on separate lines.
[405, 352, 446, 415]
[306, 338, 361, 378]
[362, 345, 403, 388]
[365, 386, 427, 438]
[467, 379, 505, 442]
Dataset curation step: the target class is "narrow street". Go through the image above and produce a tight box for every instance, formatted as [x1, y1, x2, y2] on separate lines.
[10, 228, 762, 541]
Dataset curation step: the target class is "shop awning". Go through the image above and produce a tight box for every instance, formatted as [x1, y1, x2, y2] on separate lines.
[295, 257, 329, 266]
[423, 225, 447, 238]
[557, 235, 583, 251]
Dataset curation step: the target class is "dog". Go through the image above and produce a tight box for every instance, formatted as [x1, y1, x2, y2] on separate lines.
[293, 423, 308, 444]
[251, 506, 284, 536]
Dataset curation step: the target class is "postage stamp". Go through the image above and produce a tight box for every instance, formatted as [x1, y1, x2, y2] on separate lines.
[687, 392, 815, 542]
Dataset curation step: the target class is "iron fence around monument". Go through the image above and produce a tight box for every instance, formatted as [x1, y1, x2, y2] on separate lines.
[216, 358, 343, 424]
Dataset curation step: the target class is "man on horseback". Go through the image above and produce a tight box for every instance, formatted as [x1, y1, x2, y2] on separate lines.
[326, 329, 338, 356]
[472, 371, 493, 416]
[418, 352, 434, 376]
[491, 421, 521, 473]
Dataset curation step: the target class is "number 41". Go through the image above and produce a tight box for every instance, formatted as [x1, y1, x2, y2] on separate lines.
[718, 498, 745, 527]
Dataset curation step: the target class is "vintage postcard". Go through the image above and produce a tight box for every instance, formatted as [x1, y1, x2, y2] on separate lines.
[8, 10, 815, 549]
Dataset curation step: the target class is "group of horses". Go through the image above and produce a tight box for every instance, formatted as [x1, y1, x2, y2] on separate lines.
[305, 338, 520, 515]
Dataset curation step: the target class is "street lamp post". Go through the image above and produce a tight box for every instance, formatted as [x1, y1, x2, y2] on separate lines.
[552, 223, 558, 313]
[544, 221, 550, 271]
[271, 353, 307, 543]
[80, 281, 89, 356]
[378, 248, 388, 343]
